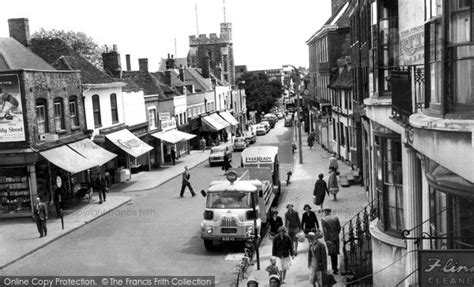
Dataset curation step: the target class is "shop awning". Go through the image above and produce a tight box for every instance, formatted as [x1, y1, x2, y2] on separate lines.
[202, 115, 226, 132]
[152, 129, 196, 144]
[219, 111, 239, 126]
[105, 129, 153, 158]
[68, 139, 117, 166]
[40, 146, 98, 174]
[209, 113, 231, 128]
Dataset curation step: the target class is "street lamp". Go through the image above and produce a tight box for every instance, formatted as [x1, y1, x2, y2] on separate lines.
[287, 65, 303, 164]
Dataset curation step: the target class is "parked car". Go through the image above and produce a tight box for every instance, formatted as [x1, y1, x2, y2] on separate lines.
[276, 112, 284, 119]
[263, 114, 278, 128]
[233, 137, 248, 151]
[208, 146, 232, 167]
[260, 121, 271, 133]
[284, 116, 293, 127]
[255, 124, 267, 136]
[243, 131, 257, 144]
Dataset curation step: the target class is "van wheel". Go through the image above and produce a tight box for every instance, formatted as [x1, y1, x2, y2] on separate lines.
[204, 240, 214, 250]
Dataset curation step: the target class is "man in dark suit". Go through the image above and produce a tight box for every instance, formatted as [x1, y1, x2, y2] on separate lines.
[93, 173, 107, 204]
[33, 197, 48, 238]
[180, 166, 196, 197]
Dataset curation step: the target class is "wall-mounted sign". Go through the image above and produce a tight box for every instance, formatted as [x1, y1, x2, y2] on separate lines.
[161, 118, 176, 131]
[39, 133, 59, 142]
[399, 25, 424, 66]
[419, 250, 474, 286]
[0, 74, 25, 142]
[93, 134, 106, 144]
[159, 112, 171, 121]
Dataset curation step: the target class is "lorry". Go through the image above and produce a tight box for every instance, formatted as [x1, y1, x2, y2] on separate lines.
[200, 146, 281, 250]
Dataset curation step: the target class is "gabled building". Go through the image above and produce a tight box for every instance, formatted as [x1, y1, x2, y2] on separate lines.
[31, 38, 152, 177]
[306, 0, 351, 152]
[0, 18, 115, 218]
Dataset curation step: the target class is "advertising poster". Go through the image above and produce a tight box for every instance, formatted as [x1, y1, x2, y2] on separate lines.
[0, 74, 24, 142]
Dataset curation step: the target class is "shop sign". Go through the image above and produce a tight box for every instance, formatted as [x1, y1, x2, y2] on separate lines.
[159, 112, 171, 121]
[39, 133, 59, 142]
[161, 118, 176, 131]
[419, 250, 474, 286]
[0, 74, 25, 142]
[245, 156, 273, 163]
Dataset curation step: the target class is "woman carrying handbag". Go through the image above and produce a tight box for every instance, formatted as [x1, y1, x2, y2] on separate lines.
[327, 167, 340, 201]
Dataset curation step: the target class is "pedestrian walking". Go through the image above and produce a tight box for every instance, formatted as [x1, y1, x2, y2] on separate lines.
[328, 168, 340, 201]
[329, 154, 339, 174]
[180, 166, 196, 197]
[272, 226, 295, 283]
[308, 132, 315, 149]
[307, 231, 327, 287]
[301, 204, 319, 235]
[265, 256, 280, 278]
[33, 197, 48, 238]
[93, 173, 107, 204]
[200, 137, 206, 152]
[268, 210, 283, 238]
[321, 208, 341, 275]
[222, 153, 232, 174]
[313, 173, 329, 212]
[284, 204, 301, 255]
[170, 147, 176, 165]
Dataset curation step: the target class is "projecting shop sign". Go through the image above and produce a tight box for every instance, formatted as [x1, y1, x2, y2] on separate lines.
[419, 250, 474, 286]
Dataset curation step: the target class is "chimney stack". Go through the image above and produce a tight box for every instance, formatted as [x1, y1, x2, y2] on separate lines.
[126, 54, 131, 72]
[179, 68, 185, 82]
[164, 71, 172, 86]
[138, 58, 148, 73]
[102, 44, 122, 78]
[201, 56, 211, 78]
[8, 18, 31, 47]
[166, 54, 175, 70]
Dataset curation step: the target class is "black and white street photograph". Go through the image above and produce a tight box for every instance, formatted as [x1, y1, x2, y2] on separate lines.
[1, 0, 474, 287]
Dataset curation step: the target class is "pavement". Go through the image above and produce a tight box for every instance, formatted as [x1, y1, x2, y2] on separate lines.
[240, 131, 370, 287]
[0, 147, 215, 270]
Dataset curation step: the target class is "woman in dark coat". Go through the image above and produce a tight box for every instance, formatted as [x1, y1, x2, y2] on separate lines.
[268, 210, 284, 237]
[313, 173, 329, 212]
[222, 153, 232, 174]
[301, 204, 319, 234]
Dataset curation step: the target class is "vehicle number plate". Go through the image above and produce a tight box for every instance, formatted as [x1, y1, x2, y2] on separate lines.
[222, 237, 235, 241]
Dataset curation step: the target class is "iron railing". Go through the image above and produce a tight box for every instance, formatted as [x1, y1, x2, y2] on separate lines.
[342, 199, 378, 286]
[391, 65, 426, 121]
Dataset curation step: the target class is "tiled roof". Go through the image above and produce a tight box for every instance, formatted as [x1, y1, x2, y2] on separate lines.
[30, 38, 115, 84]
[122, 71, 165, 96]
[157, 57, 188, 71]
[329, 67, 352, 89]
[119, 77, 142, 93]
[184, 68, 213, 92]
[0, 37, 55, 71]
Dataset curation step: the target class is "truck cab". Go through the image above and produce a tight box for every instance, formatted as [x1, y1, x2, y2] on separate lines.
[200, 170, 270, 250]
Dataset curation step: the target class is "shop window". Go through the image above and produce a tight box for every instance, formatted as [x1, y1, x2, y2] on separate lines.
[69, 96, 79, 128]
[92, 95, 101, 127]
[110, 93, 119, 124]
[374, 135, 404, 235]
[54, 98, 65, 131]
[0, 167, 30, 216]
[36, 98, 48, 135]
[427, 159, 474, 249]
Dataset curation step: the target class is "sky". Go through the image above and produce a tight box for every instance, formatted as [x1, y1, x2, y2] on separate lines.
[0, 0, 332, 71]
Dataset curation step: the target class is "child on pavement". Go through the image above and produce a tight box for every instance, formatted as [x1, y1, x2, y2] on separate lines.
[265, 256, 281, 278]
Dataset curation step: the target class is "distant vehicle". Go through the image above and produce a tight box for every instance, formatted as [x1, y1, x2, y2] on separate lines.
[255, 124, 267, 136]
[233, 137, 248, 152]
[276, 112, 284, 119]
[260, 121, 271, 133]
[209, 146, 232, 167]
[284, 116, 293, 127]
[263, 114, 278, 128]
[243, 131, 257, 144]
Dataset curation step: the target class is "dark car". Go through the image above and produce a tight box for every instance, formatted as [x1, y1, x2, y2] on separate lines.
[284, 116, 293, 127]
[209, 146, 232, 167]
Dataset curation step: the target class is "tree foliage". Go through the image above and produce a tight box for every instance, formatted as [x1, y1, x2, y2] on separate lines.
[32, 28, 104, 69]
[238, 72, 283, 114]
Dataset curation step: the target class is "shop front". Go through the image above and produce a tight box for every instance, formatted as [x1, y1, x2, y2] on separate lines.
[218, 110, 240, 138]
[201, 114, 226, 145]
[208, 113, 231, 142]
[105, 128, 153, 179]
[152, 118, 196, 164]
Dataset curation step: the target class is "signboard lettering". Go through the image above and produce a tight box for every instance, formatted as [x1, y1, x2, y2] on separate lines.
[0, 74, 25, 142]
[419, 250, 474, 286]
[244, 156, 273, 163]
[161, 118, 176, 131]
[399, 25, 424, 65]
[117, 138, 141, 150]
[159, 112, 171, 121]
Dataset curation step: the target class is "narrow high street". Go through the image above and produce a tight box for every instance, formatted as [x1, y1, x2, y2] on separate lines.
[1, 121, 294, 286]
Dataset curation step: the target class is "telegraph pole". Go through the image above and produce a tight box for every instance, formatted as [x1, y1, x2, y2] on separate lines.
[288, 65, 303, 164]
